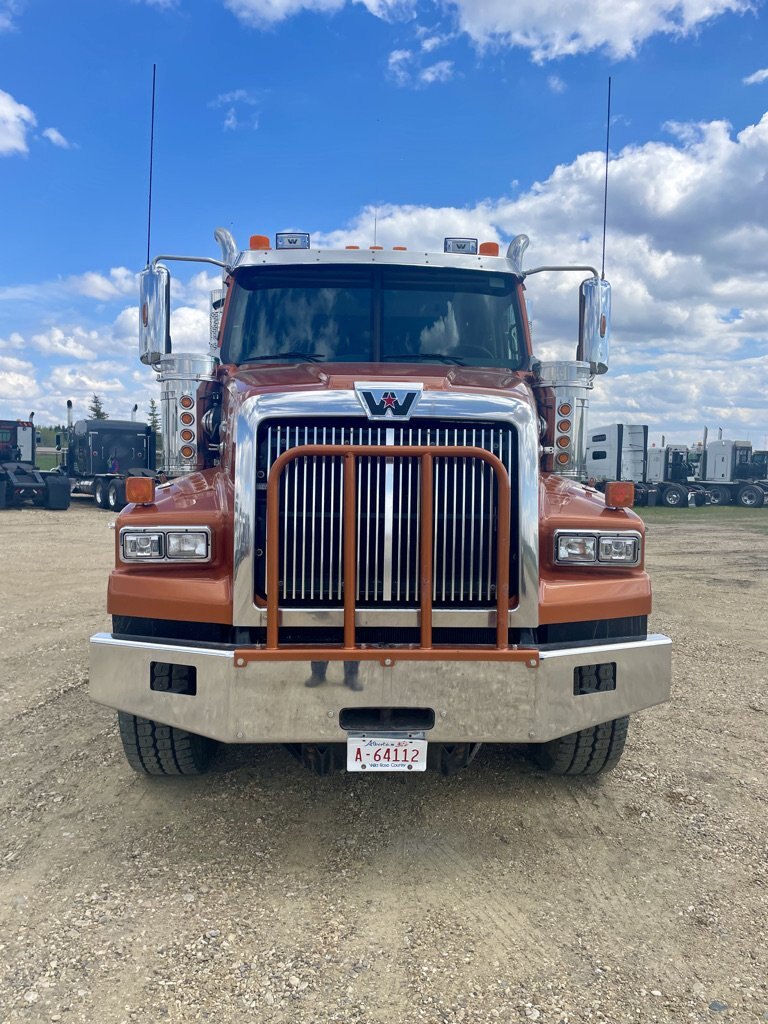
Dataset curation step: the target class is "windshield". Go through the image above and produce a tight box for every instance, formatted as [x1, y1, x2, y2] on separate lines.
[221, 265, 527, 369]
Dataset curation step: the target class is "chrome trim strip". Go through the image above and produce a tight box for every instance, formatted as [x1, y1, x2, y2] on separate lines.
[233, 389, 540, 628]
[383, 428, 395, 601]
[233, 248, 520, 275]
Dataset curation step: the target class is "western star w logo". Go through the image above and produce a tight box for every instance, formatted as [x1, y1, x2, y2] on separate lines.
[354, 382, 423, 420]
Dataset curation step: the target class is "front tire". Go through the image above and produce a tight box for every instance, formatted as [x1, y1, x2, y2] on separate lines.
[94, 477, 107, 509]
[118, 712, 217, 775]
[531, 716, 629, 776]
[707, 485, 731, 506]
[660, 483, 686, 508]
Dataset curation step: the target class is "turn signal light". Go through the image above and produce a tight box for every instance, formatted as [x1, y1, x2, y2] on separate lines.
[126, 477, 156, 505]
[605, 481, 635, 508]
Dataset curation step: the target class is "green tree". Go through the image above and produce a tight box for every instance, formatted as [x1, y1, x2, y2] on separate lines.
[88, 393, 108, 420]
[148, 397, 162, 456]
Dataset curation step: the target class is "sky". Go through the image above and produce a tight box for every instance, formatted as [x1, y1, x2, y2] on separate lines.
[1, 0, 767, 448]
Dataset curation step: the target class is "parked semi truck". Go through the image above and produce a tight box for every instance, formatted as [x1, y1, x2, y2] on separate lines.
[56, 401, 157, 511]
[89, 228, 672, 778]
[696, 428, 768, 507]
[585, 424, 707, 508]
[0, 415, 70, 510]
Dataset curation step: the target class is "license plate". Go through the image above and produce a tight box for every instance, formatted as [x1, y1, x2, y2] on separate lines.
[346, 732, 428, 772]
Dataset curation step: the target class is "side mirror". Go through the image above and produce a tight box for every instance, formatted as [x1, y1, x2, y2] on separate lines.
[139, 264, 171, 365]
[578, 278, 611, 375]
[55, 434, 61, 451]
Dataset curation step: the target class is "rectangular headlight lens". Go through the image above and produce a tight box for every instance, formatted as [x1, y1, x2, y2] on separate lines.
[598, 536, 639, 563]
[122, 531, 163, 560]
[166, 531, 209, 560]
[556, 534, 597, 563]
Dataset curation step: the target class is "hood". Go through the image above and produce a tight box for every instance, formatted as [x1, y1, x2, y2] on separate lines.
[224, 361, 535, 410]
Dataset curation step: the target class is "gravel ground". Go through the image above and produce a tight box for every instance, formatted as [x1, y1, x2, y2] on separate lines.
[0, 501, 766, 1024]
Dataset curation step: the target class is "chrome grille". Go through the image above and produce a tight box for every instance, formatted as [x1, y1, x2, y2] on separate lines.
[255, 419, 517, 608]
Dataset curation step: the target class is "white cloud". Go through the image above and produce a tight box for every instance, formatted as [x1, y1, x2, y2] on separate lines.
[42, 127, 73, 149]
[388, 48, 413, 84]
[419, 60, 453, 84]
[223, 0, 413, 25]
[447, 0, 753, 61]
[209, 88, 260, 106]
[223, 107, 238, 130]
[547, 74, 566, 93]
[69, 267, 137, 301]
[32, 326, 97, 360]
[743, 67, 768, 85]
[0, 1, 21, 32]
[222, 0, 751, 61]
[0, 89, 36, 156]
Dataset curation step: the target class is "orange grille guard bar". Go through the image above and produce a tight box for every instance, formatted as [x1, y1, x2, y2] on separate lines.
[235, 443, 539, 667]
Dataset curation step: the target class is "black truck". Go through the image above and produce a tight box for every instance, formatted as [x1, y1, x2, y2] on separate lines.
[0, 415, 70, 510]
[57, 402, 157, 511]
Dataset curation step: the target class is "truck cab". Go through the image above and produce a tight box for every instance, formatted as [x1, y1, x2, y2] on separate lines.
[89, 230, 672, 778]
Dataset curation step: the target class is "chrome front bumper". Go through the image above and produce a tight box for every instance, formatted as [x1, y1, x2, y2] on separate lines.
[89, 633, 672, 744]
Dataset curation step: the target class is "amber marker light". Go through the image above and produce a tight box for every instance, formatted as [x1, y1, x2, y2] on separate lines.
[558, 403, 573, 416]
[180, 411, 194, 425]
[557, 419, 572, 433]
[479, 242, 500, 256]
[180, 428, 195, 442]
[556, 452, 570, 465]
[605, 481, 635, 508]
[249, 234, 271, 250]
[179, 395, 194, 410]
[126, 477, 155, 505]
[180, 445, 195, 460]
[556, 436, 571, 448]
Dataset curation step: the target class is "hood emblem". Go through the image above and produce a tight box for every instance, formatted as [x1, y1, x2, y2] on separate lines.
[355, 382, 423, 420]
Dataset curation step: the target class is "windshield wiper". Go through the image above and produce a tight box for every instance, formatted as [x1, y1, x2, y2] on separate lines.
[381, 354, 466, 365]
[242, 352, 325, 363]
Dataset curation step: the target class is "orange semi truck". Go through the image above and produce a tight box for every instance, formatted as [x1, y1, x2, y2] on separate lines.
[89, 229, 672, 777]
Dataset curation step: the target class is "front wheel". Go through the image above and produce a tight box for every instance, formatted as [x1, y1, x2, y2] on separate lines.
[94, 477, 107, 508]
[530, 716, 629, 776]
[707, 485, 731, 506]
[660, 483, 686, 508]
[118, 712, 217, 775]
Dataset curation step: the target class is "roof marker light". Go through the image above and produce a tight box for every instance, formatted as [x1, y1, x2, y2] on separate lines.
[479, 242, 499, 256]
[249, 234, 271, 250]
[444, 237, 478, 254]
[345, 245, 360, 250]
[392, 246, 407, 251]
[276, 232, 310, 249]
[370, 245, 383, 250]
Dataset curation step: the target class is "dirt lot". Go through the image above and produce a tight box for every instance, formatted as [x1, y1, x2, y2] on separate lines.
[0, 502, 766, 1024]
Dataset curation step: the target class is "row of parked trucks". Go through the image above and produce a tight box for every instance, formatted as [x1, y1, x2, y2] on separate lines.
[0, 406, 156, 511]
[586, 424, 768, 508]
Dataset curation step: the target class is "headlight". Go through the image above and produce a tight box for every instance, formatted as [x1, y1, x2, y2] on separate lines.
[556, 534, 596, 563]
[120, 527, 211, 563]
[121, 530, 164, 561]
[598, 535, 639, 563]
[166, 530, 209, 560]
[554, 530, 641, 566]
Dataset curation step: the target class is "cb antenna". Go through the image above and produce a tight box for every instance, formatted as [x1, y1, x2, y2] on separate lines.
[600, 76, 612, 281]
[146, 63, 157, 268]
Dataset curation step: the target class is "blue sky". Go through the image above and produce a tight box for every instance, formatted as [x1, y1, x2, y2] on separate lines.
[1, 0, 767, 447]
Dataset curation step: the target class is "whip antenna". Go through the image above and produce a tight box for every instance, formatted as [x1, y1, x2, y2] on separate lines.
[146, 63, 157, 267]
[600, 76, 612, 281]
